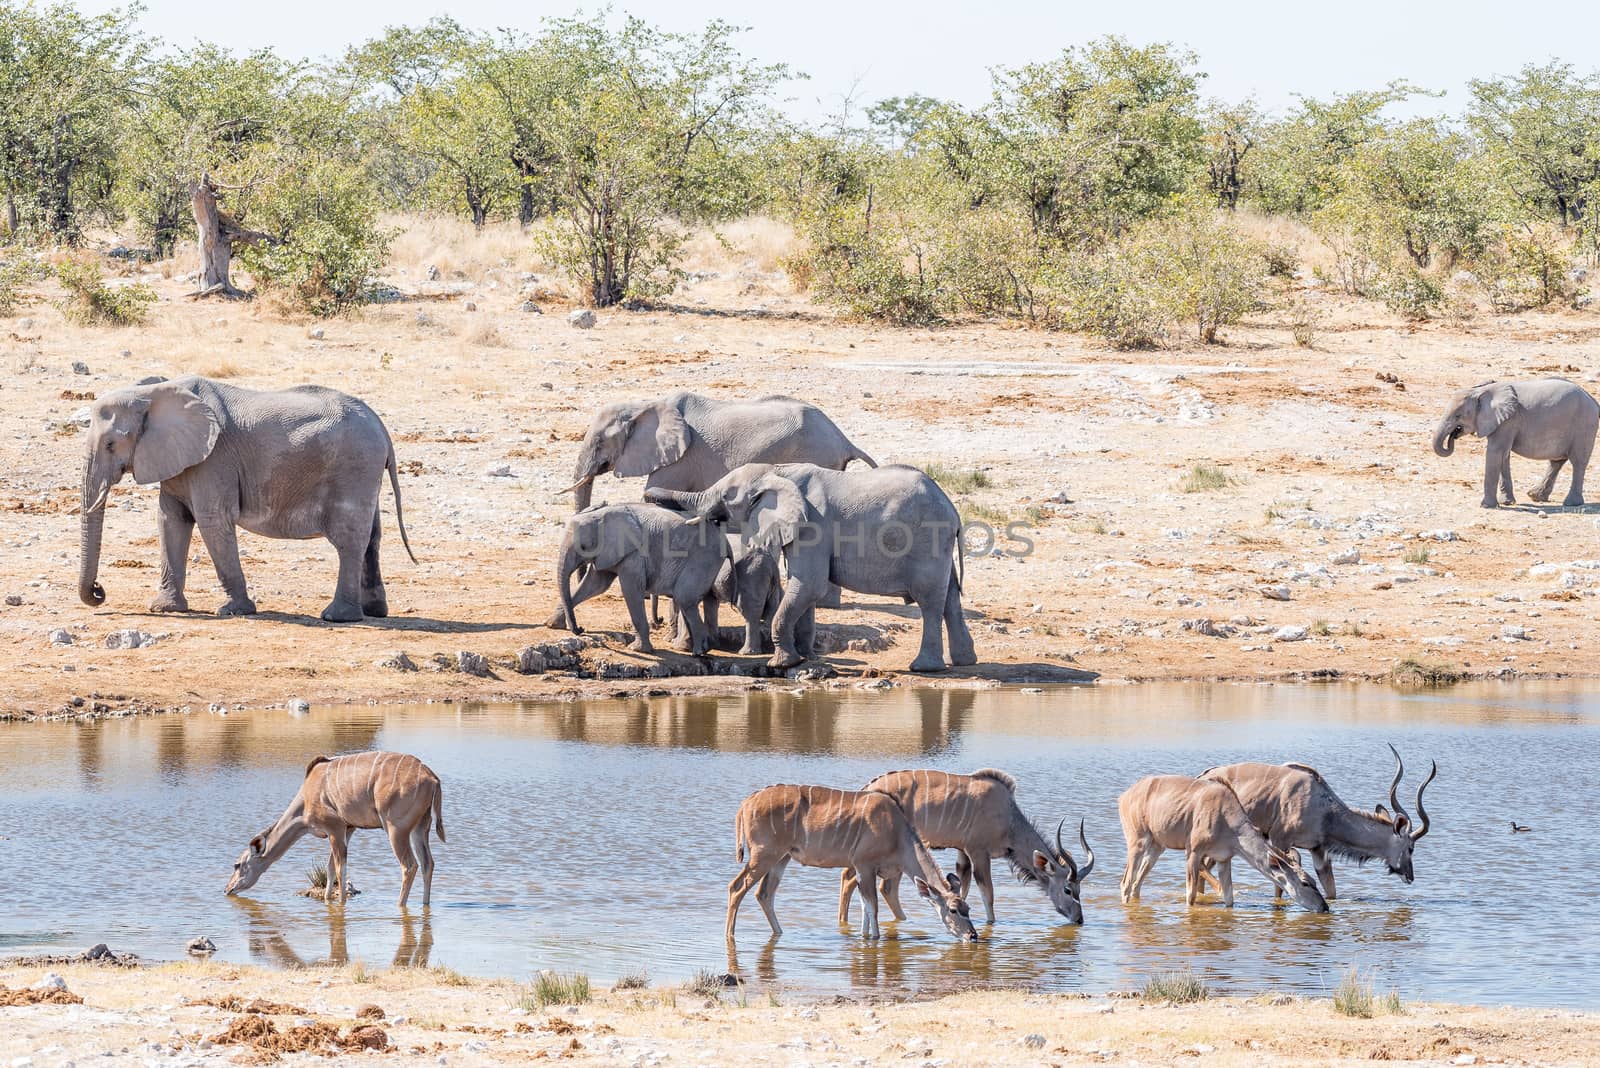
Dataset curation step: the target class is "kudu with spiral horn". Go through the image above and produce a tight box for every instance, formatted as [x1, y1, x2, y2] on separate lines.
[1197, 743, 1436, 899]
[837, 768, 1094, 925]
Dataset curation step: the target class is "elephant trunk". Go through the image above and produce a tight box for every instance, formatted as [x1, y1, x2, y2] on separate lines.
[556, 532, 583, 635]
[1432, 413, 1462, 457]
[643, 487, 713, 514]
[78, 455, 109, 606]
[569, 441, 605, 512]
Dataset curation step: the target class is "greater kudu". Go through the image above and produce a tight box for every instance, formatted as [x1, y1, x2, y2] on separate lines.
[835, 768, 1094, 924]
[1118, 774, 1329, 912]
[225, 751, 445, 907]
[728, 784, 978, 941]
[1198, 744, 1436, 899]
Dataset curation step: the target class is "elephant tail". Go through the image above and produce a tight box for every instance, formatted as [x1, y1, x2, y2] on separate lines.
[387, 448, 419, 565]
[847, 444, 878, 469]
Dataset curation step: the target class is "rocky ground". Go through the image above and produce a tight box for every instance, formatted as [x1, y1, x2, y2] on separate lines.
[3, 219, 1600, 720]
[2, 959, 1596, 1066]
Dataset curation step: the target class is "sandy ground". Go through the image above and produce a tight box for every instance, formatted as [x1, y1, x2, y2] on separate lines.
[4, 220, 1600, 720]
[2, 960, 1597, 1066]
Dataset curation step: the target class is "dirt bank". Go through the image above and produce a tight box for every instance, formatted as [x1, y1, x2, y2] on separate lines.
[4, 221, 1600, 721]
[2, 960, 1596, 1066]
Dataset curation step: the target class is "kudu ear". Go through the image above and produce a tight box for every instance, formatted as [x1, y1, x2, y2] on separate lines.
[1374, 803, 1390, 820]
[1032, 850, 1054, 873]
[945, 872, 961, 894]
[249, 835, 264, 855]
[913, 877, 934, 899]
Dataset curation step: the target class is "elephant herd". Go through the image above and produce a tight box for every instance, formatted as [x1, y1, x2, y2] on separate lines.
[75, 372, 1600, 673]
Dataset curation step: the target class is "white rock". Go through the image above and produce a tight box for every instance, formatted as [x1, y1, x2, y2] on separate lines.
[105, 628, 157, 649]
[567, 308, 597, 329]
[1274, 625, 1309, 642]
[1259, 585, 1292, 601]
[69, 406, 92, 427]
[308, 327, 325, 340]
[1329, 548, 1361, 565]
[484, 463, 513, 478]
[31, 972, 67, 991]
[1420, 529, 1459, 542]
[1501, 625, 1530, 641]
[1021, 1035, 1046, 1049]
[71, 360, 90, 375]
[48, 628, 74, 646]
[286, 698, 311, 716]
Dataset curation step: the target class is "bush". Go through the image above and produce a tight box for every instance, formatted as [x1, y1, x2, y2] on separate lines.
[1377, 267, 1445, 320]
[55, 256, 157, 325]
[1477, 223, 1577, 312]
[1182, 463, 1234, 492]
[1143, 970, 1209, 1003]
[0, 254, 47, 316]
[522, 971, 591, 1009]
[1263, 241, 1300, 278]
[1136, 209, 1270, 342]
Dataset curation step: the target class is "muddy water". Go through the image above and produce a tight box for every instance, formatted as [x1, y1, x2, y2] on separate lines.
[2, 682, 1596, 1006]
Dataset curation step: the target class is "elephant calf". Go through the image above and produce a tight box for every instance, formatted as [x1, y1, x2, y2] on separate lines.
[707, 542, 781, 655]
[553, 504, 731, 654]
[1433, 378, 1599, 508]
[79, 375, 415, 621]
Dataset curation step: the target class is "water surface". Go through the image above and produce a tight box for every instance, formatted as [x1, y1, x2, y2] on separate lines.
[2, 682, 1595, 1006]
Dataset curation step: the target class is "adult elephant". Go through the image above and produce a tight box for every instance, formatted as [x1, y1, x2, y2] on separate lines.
[78, 375, 415, 621]
[646, 463, 976, 673]
[1432, 378, 1599, 508]
[564, 392, 877, 511]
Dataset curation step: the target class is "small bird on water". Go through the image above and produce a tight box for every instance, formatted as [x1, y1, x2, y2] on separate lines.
[1511, 821, 1532, 833]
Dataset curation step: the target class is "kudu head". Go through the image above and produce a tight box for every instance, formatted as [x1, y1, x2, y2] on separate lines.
[916, 873, 978, 941]
[1373, 743, 1436, 882]
[1264, 849, 1331, 912]
[225, 833, 270, 896]
[1027, 819, 1095, 924]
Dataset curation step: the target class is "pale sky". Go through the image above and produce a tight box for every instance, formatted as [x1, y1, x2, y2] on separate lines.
[85, 0, 1598, 121]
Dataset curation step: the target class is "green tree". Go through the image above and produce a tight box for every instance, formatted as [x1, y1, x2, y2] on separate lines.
[0, 1, 145, 241]
[1247, 83, 1418, 215]
[530, 15, 789, 306]
[1202, 99, 1263, 210]
[1468, 61, 1600, 228]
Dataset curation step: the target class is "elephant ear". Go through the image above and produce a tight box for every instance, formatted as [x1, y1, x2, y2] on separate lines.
[615, 404, 690, 478]
[1473, 384, 1521, 436]
[741, 473, 807, 557]
[131, 385, 221, 484]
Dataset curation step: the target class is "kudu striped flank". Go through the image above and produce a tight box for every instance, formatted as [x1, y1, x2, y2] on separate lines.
[1118, 774, 1329, 912]
[225, 751, 445, 907]
[728, 784, 978, 941]
[836, 769, 1094, 925]
[1198, 744, 1436, 899]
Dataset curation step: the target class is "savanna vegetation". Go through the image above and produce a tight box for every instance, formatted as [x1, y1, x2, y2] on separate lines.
[1, 1, 1597, 333]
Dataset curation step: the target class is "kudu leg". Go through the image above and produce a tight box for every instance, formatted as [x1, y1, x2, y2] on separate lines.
[328, 828, 351, 906]
[955, 853, 974, 898]
[1217, 860, 1235, 907]
[410, 823, 435, 907]
[1311, 847, 1336, 900]
[387, 822, 419, 908]
[966, 853, 997, 923]
[755, 857, 790, 936]
[856, 864, 881, 940]
[838, 869, 858, 924]
[1123, 843, 1162, 903]
[880, 874, 908, 922]
[1184, 851, 1205, 906]
[726, 862, 766, 939]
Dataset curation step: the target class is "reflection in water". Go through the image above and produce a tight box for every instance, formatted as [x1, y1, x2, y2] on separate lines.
[235, 899, 433, 969]
[4, 680, 1599, 1007]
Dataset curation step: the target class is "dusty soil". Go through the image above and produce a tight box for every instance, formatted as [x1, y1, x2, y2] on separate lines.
[2, 960, 1596, 1066]
[4, 225, 1600, 720]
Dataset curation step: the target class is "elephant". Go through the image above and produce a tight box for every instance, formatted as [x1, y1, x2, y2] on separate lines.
[1433, 378, 1599, 508]
[564, 391, 877, 512]
[555, 503, 731, 655]
[78, 375, 415, 622]
[646, 463, 976, 673]
[706, 541, 781, 655]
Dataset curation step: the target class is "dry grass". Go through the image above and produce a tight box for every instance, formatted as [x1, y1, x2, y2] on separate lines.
[679, 216, 797, 275]
[466, 321, 507, 347]
[384, 214, 555, 283]
[1233, 208, 1334, 276]
[1143, 970, 1209, 1003]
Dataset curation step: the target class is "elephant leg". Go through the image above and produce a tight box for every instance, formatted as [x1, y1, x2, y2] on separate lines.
[820, 582, 842, 609]
[795, 605, 816, 659]
[943, 566, 977, 666]
[196, 516, 255, 616]
[673, 594, 712, 655]
[767, 577, 814, 670]
[361, 509, 388, 617]
[908, 585, 949, 674]
[1530, 460, 1564, 503]
[1498, 447, 1516, 506]
[150, 491, 193, 613]
[617, 561, 655, 653]
[544, 566, 616, 629]
[321, 511, 371, 623]
[1565, 433, 1592, 507]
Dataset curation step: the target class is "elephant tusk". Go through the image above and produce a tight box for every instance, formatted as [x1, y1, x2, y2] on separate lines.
[558, 477, 593, 495]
